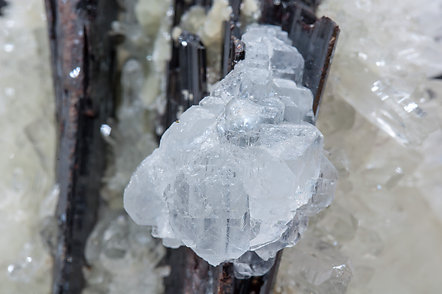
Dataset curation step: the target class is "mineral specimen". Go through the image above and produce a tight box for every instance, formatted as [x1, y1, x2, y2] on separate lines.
[124, 24, 337, 273]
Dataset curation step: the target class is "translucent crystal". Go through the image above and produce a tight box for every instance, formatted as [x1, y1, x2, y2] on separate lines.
[317, 0, 442, 146]
[124, 24, 337, 272]
[83, 210, 168, 294]
[276, 234, 352, 294]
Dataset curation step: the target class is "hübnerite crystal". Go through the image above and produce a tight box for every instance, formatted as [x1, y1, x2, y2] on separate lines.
[124, 24, 337, 275]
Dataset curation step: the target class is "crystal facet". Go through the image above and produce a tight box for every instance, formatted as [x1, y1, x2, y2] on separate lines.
[124, 24, 337, 272]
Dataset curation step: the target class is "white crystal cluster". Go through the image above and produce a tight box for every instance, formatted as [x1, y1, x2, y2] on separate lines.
[124, 24, 337, 271]
[0, 1, 57, 293]
[318, 0, 442, 146]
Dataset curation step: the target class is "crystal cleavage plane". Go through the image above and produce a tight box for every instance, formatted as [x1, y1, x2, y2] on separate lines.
[124, 24, 337, 277]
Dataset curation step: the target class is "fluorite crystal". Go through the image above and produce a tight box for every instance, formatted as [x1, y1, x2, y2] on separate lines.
[124, 24, 336, 272]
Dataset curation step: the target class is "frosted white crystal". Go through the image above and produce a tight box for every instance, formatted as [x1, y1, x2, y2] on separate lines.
[124, 24, 336, 272]
[112, 0, 172, 112]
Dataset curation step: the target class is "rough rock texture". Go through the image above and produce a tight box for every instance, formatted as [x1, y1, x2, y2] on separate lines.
[124, 25, 337, 274]
[0, 1, 57, 293]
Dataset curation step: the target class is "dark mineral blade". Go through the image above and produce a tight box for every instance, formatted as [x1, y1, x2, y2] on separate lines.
[260, 1, 339, 117]
[0, 0, 8, 16]
[44, 1, 118, 293]
[221, 0, 245, 77]
[161, 32, 208, 132]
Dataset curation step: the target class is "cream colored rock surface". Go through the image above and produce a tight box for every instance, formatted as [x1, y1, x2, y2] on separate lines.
[0, 1, 56, 293]
[276, 0, 442, 293]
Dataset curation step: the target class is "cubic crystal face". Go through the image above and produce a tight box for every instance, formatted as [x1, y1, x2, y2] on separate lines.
[124, 24, 337, 273]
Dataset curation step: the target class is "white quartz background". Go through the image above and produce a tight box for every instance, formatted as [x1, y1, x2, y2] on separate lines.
[0, 0, 57, 293]
[275, 0, 442, 293]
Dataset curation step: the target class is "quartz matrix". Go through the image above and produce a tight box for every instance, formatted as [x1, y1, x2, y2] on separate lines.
[124, 24, 337, 274]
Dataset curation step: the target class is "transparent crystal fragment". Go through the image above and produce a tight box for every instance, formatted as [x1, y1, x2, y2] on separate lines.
[233, 251, 276, 278]
[124, 24, 337, 273]
[83, 210, 167, 294]
[276, 235, 352, 294]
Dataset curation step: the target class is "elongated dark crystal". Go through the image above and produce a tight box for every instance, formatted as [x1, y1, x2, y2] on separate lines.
[161, 32, 208, 132]
[260, 1, 339, 116]
[221, 0, 245, 77]
[44, 1, 118, 293]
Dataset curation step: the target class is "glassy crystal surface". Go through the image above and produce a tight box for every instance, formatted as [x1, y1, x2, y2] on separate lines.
[178, 0, 232, 84]
[83, 211, 168, 294]
[317, 0, 442, 146]
[124, 24, 337, 272]
[276, 233, 352, 294]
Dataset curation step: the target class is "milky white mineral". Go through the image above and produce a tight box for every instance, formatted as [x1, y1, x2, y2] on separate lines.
[0, 1, 57, 292]
[124, 24, 336, 275]
[318, 0, 442, 146]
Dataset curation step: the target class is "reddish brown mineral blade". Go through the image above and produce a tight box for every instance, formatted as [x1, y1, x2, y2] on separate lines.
[44, 1, 118, 293]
